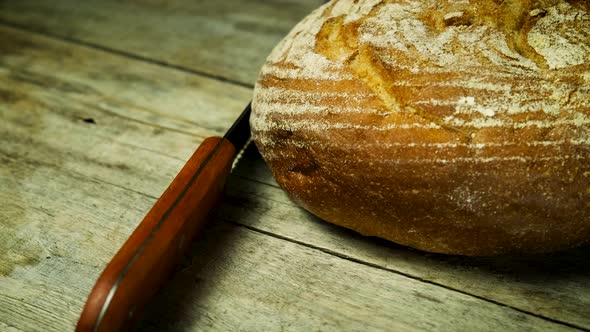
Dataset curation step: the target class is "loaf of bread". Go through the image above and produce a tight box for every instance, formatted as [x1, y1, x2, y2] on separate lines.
[250, 0, 590, 256]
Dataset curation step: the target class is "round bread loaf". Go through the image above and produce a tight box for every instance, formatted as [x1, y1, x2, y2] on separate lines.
[250, 0, 590, 256]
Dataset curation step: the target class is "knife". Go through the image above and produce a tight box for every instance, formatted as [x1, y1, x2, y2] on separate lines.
[76, 103, 252, 332]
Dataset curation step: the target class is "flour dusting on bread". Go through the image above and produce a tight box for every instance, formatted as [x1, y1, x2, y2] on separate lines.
[250, 0, 590, 255]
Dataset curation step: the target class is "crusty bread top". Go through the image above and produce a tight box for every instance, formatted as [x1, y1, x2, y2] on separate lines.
[251, 0, 590, 165]
[250, 0, 590, 255]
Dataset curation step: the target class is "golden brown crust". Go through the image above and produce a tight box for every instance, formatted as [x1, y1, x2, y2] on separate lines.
[250, 0, 590, 255]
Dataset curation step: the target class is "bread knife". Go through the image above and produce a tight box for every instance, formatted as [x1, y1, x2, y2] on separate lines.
[76, 103, 252, 332]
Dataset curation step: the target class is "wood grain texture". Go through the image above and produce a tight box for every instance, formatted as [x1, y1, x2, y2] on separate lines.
[0, 154, 151, 331]
[0, 25, 247, 331]
[0, 25, 252, 138]
[0, 0, 325, 86]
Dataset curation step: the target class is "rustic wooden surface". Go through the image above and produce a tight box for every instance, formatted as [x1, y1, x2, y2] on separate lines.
[0, 0, 589, 331]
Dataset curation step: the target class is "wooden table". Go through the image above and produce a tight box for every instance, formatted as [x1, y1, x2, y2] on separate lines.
[0, 1, 589, 331]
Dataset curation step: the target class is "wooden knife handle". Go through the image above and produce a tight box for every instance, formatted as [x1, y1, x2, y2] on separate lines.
[76, 136, 236, 332]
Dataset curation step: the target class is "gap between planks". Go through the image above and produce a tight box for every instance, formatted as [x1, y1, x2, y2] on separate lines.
[225, 220, 589, 332]
[0, 19, 254, 90]
[0, 148, 160, 204]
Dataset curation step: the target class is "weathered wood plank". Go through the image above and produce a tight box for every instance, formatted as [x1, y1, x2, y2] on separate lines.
[0, 159, 154, 331]
[0, 24, 254, 194]
[0, 0, 325, 85]
[0, 25, 252, 137]
[0, 24, 251, 331]
[223, 145, 590, 330]
[138, 221, 575, 332]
